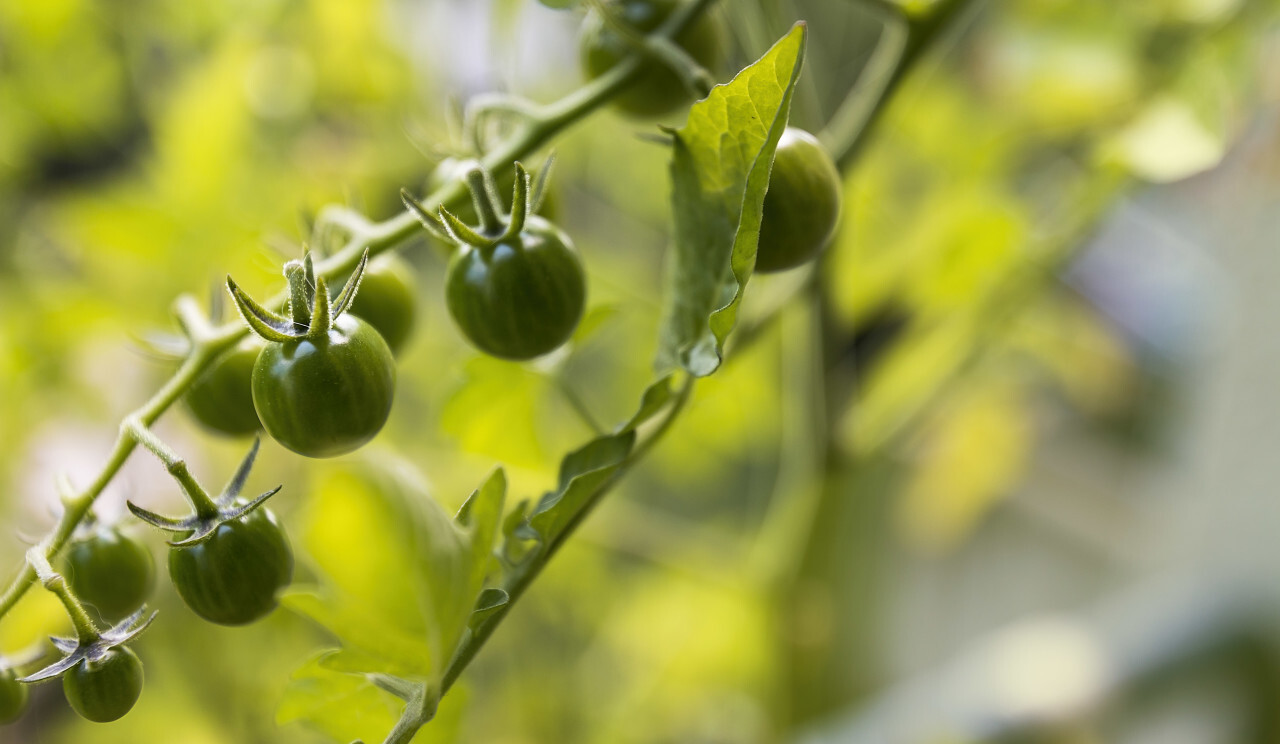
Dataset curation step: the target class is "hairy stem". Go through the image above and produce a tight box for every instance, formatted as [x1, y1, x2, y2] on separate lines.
[123, 417, 221, 520]
[28, 550, 99, 644]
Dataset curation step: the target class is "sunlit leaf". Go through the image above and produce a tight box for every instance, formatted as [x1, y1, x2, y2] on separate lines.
[286, 459, 502, 684]
[441, 356, 550, 469]
[656, 23, 807, 377]
[277, 652, 402, 744]
[525, 432, 635, 547]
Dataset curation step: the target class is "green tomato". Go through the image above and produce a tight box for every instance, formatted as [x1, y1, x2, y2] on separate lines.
[169, 506, 293, 626]
[755, 127, 843, 274]
[184, 339, 263, 436]
[445, 215, 586, 360]
[0, 669, 27, 725]
[580, 0, 723, 118]
[61, 525, 155, 623]
[62, 646, 143, 723]
[343, 253, 417, 356]
[252, 313, 396, 458]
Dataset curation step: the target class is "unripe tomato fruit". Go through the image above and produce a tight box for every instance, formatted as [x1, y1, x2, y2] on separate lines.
[251, 313, 396, 458]
[169, 506, 293, 626]
[755, 128, 843, 273]
[580, 0, 723, 118]
[61, 526, 155, 622]
[342, 253, 417, 356]
[62, 646, 143, 723]
[445, 215, 586, 360]
[0, 669, 27, 724]
[184, 339, 263, 436]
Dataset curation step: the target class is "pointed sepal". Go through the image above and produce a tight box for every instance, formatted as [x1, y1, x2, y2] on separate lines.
[437, 206, 494, 250]
[531, 153, 556, 214]
[226, 276, 297, 344]
[131, 439, 284, 547]
[400, 190, 451, 242]
[18, 609, 156, 684]
[330, 249, 370, 320]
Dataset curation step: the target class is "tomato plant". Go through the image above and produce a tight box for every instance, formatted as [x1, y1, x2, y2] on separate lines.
[1, 1, 1259, 743]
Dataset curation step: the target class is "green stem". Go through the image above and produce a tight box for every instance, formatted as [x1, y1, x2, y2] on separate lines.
[285, 260, 313, 329]
[0, 344, 228, 620]
[28, 550, 98, 645]
[464, 168, 504, 235]
[381, 686, 438, 744]
[123, 417, 222, 520]
[586, 0, 715, 98]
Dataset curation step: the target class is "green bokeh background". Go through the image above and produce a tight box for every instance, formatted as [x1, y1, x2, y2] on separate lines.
[2, 0, 1280, 742]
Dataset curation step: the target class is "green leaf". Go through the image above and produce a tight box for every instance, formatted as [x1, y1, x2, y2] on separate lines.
[656, 23, 808, 377]
[282, 591, 433, 678]
[523, 431, 636, 547]
[277, 652, 402, 744]
[285, 460, 504, 684]
[510, 375, 677, 553]
[441, 356, 549, 469]
[468, 588, 510, 630]
[618, 374, 675, 432]
[454, 468, 508, 611]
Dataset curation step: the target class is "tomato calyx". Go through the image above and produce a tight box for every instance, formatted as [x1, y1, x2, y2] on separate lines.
[18, 607, 154, 685]
[126, 438, 282, 547]
[226, 249, 370, 346]
[403, 159, 550, 256]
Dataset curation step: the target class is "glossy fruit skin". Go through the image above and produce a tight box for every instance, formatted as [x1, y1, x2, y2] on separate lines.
[62, 647, 143, 723]
[169, 506, 293, 626]
[445, 216, 586, 361]
[0, 669, 27, 724]
[61, 526, 155, 623]
[252, 313, 395, 458]
[755, 128, 843, 274]
[344, 253, 417, 356]
[185, 339, 263, 436]
[580, 0, 723, 118]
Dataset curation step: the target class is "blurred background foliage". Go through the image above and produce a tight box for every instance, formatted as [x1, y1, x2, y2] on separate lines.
[2, 0, 1280, 741]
